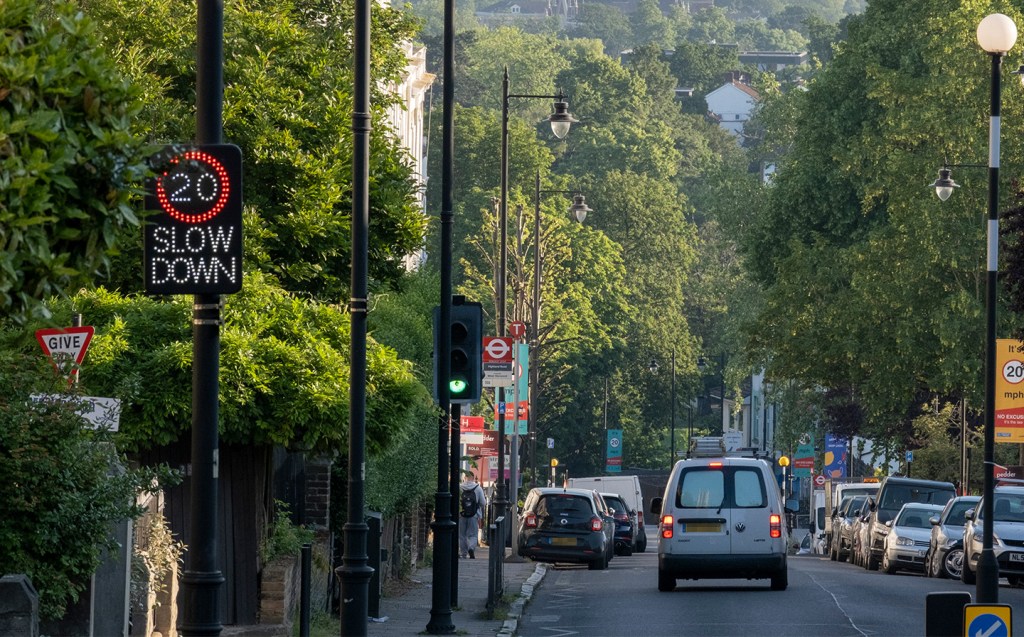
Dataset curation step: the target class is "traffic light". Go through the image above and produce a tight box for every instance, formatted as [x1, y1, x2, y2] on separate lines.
[432, 298, 483, 404]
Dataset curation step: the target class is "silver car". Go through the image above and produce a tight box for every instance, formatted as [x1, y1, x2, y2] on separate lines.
[962, 485, 1024, 585]
[925, 495, 979, 579]
[881, 503, 944, 574]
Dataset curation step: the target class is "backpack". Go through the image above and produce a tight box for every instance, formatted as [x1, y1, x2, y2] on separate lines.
[460, 488, 479, 518]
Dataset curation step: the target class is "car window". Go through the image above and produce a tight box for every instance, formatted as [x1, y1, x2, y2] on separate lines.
[879, 485, 954, 514]
[734, 469, 767, 508]
[536, 495, 591, 521]
[992, 494, 1024, 522]
[895, 509, 933, 528]
[675, 467, 766, 509]
[678, 469, 725, 508]
[946, 500, 977, 526]
[603, 496, 627, 514]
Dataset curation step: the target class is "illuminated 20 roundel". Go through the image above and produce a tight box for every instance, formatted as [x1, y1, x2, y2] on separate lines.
[155, 150, 232, 224]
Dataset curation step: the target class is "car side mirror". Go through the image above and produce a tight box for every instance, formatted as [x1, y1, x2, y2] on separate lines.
[929, 516, 940, 526]
[868, 500, 876, 511]
[651, 497, 663, 515]
[885, 520, 893, 527]
[785, 505, 798, 515]
[965, 508, 975, 521]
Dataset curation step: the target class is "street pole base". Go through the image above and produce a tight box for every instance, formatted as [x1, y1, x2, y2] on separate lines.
[976, 549, 1000, 604]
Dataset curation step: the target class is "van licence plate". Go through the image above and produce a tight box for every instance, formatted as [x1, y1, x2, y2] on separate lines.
[682, 522, 721, 533]
[551, 537, 576, 546]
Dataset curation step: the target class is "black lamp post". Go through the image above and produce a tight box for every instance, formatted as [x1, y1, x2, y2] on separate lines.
[427, 0, 458, 627]
[338, 0, 375, 630]
[529, 171, 590, 487]
[932, 13, 1017, 604]
[495, 67, 576, 582]
[649, 351, 677, 468]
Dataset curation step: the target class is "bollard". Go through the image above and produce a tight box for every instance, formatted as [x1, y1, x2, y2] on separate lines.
[925, 591, 971, 637]
[299, 544, 311, 637]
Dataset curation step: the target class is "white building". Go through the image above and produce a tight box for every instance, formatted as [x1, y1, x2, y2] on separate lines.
[704, 72, 760, 140]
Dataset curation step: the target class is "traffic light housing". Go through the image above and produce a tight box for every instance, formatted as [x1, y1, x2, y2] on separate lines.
[433, 298, 483, 404]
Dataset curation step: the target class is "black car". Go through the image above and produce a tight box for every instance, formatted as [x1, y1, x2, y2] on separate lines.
[518, 487, 615, 570]
[830, 494, 868, 563]
[600, 492, 636, 556]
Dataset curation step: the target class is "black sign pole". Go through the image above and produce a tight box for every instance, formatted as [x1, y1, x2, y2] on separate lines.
[180, 0, 226, 634]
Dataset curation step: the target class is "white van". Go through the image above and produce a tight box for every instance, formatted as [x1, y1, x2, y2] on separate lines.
[651, 457, 788, 591]
[567, 475, 647, 552]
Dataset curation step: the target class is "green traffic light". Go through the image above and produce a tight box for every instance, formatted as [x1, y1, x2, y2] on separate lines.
[450, 379, 468, 394]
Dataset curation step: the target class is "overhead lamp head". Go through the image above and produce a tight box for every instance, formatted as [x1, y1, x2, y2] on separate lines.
[548, 99, 578, 139]
[931, 167, 959, 201]
[569, 193, 591, 223]
[648, 358, 659, 373]
[978, 13, 1018, 54]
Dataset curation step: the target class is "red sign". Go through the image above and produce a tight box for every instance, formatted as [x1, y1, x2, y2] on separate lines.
[36, 326, 94, 383]
[509, 321, 527, 339]
[494, 401, 529, 421]
[482, 337, 513, 363]
[793, 457, 814, 469]
[467, 430, 498, 457]
[460, 415, 485, 432]
[814, 474, 826, 487]
[606, 457, 622, 466]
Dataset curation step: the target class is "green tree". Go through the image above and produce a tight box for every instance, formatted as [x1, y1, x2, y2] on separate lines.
[83, 0, 426, 300]
[0, 0, 152, 324]
[574, 3, 633, 57]
[630, 0, 675, 50]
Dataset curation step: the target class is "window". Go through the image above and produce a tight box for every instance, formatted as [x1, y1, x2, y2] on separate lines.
[734, 469, 766, 508]
[676, 467, 766, 509]
[678, 470, 724, 508]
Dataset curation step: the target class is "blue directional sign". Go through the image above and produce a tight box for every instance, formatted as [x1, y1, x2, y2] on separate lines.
[964, 605, 1012, 637]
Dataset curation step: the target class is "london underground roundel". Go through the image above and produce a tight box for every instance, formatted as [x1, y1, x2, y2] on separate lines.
[144, 144, 243, 295]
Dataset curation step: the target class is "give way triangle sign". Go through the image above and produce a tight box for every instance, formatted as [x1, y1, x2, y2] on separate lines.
[36, 326, 94, 382]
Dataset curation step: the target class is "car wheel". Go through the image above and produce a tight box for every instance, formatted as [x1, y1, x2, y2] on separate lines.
[838, 540, 849, 563]
[1008, 575, 1023, 587]
[589, 553, 608, 570]
[961, 556, 976, 585]
[942, 549, 964, 580]
[620, 543, 633, 557]
[882, 552, 897, 575]
[658, 569, 675, 592]
[770, 568, 788, 591]
[637, 533, 647, 553]
[829, 540, 838, 561]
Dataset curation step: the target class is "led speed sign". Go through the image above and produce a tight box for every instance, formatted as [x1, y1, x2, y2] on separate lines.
[144, 144, 243, 294]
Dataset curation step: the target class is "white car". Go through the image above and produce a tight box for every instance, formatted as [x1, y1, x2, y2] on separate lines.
[881, 502, 944, 574]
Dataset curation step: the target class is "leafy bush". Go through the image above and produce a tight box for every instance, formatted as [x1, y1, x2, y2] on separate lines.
[0, 353, 174, 619]
[260, 501, 315, 566]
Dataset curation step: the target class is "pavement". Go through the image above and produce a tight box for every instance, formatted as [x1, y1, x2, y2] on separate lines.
[367, 545, 546, 636]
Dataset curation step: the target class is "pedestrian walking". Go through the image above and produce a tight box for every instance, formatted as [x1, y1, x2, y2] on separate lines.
[459, 473, 486, 558]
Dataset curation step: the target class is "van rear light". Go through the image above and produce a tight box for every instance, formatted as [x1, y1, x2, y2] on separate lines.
[661, 514, 674, 539]
[770, 513, 782, 539]
[590, 516, 603, 532]
[709, 461, 723, 468]
[524, 513, 537, 528]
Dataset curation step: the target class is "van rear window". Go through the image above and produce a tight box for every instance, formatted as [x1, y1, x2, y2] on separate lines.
[676, 467, 767, 509]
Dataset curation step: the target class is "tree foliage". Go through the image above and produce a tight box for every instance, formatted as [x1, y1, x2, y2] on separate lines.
[0, 0, 152, 324]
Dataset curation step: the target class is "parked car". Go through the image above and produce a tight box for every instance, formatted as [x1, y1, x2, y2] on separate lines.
[830, 494, 867, 562]
[864, 477, 956, 570]
[925, 495, 980, 579]
[518, 487, 615, 570]
[851, 497, 874, 568]
[567, 475, 647, 552]
[961, 485, 1024, 585]
[600, 492, 637, 556]
[880, 502, 943, 574]
[652, 456, 789, 591]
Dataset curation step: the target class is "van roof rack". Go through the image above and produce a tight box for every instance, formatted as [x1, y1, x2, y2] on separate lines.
[690, 436, 727, 458]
